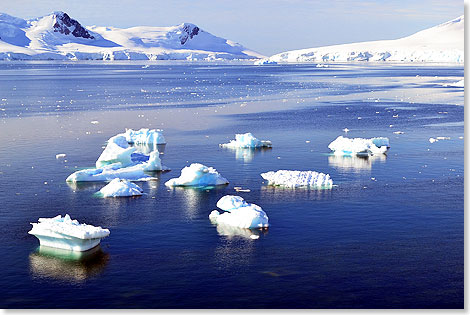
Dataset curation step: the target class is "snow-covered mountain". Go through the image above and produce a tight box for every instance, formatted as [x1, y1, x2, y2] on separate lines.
[0, 11, 264, 60]
[262, 16, 464, 64]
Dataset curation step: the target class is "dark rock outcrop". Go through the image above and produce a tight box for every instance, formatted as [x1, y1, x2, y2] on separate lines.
[180, 23, 199, 45]
[53, 12, 94, 39]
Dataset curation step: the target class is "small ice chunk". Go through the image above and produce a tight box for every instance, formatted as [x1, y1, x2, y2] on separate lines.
[429, 137, 437, 143]
[90, 121, 99, 124]
[125, 128, 166, 145]
[261, 170, 333, 188]
[436, 136, 450, 140]
[393, 131, 404, 134]
[56, 153, 66, 159]
[328, 136, 390, 156]
[343, 128, 350, 133]
[28, 214, 110, 252]
[165, 163, 229, 187]
[220, 133, 272, 149]
[98, 178, 143, 197]
[209, 195, 269, 229]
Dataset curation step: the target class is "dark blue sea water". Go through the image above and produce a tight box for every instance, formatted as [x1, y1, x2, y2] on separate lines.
[0, 62, 464, 308]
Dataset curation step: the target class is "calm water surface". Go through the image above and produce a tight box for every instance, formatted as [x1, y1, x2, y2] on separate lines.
[0, 62, 464, 308]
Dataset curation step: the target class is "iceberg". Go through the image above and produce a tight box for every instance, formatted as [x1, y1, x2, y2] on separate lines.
[67, 130, 167, 182]
[209, 195, 269, 229]
[220, 133, 272, 148]
[165, 163, 229, 187]
[97, 178, 143, 197]
[261, 170, 333, 188]
[28, 214, 110, 252]
[328, 136, 390, 156]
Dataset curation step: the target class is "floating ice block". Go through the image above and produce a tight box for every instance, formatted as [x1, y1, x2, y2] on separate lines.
[328, 136, 390, 156]
[261, 170, 333, 188]
[220, 133, 272, 148]
[165, 163, 228, 187]
[98, 178, 143, 197]
[29, 215, 110, 252]
[209, 195, 269, 229]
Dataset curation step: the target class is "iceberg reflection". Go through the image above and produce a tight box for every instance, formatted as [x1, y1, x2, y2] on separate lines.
[224, 147, 272, 163]
[260, 185, 332, 202]
[328, 154, 386, 172]
[29, 245, 109, 283]
[214, 223, 267, 240]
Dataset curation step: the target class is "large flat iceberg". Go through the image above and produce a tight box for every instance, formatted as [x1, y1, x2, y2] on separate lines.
[328, 136, 390, 156]
[29, 214, 110, 251]
[97, 178, 143, 197]
[209, 195, 269, 229]
[261, 170, 333, 188]
[220, 133, 272, 149]
[165, 163, 229, 187]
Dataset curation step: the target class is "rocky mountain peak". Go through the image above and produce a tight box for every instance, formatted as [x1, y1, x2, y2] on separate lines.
[52, 11, 94, 39]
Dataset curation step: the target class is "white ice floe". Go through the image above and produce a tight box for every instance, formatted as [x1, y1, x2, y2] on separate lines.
[261, 170, 333, 188]
[165, 163, 228, 187]
[98, 178, 143, 197]
[429, 136, 451, 143]
[124, 128, 166, 145]
[55, 153, 66, 159]
[328, 136, 390, 156]
[67, 130, 167, 182]
[220, 133, 272, 148]
[28, 214, 110, 251]
[209, 195, 269, 229]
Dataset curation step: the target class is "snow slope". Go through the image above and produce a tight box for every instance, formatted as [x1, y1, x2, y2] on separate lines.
[264, 16, 464, 63]
[0, 11, 263, 60]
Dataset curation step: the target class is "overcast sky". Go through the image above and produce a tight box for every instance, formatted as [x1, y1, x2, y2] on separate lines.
[2, 0, 463, 56]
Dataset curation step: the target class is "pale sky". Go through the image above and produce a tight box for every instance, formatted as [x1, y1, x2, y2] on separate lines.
[1, 0, 463, 56]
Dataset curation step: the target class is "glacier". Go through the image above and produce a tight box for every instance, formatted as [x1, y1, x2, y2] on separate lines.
[28, 214, 110, 251]
[97, 178, 143, 197]
[261, 15, 463, 64]
[209, 195, 269, 229]
[261, 170, 333, 188]
[165, 163, 228, 187]
[328, 136, 390, 156]
[220, 133, 272, 149]
[0, 11, 264, 60]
